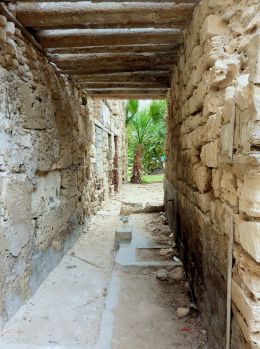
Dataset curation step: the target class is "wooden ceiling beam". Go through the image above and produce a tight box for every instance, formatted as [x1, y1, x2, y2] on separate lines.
[46, 44, 180, 55]
[78, 81, 170, 89]
[69, 71, 171, 83]
[16, 2, 195, 29]
[88, 95, 166, 100]
[49, 52, 178, 66]
[51, 52, 177, 74]
[86, 89, 167, 99]
[36, 28, 183, 48]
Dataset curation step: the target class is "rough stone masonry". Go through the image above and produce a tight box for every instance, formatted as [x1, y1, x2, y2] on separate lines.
[0, 16, 127, 327]
[165, 0, 260, 348]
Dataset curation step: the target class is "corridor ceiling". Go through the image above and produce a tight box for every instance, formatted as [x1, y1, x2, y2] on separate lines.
[5, 1, 200, 99]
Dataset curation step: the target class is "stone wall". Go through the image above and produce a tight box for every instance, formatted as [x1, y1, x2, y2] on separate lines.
[0, 16, 126, 327]
[165, 1, 260, 348]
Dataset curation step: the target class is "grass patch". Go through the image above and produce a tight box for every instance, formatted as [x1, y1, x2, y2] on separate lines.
[142, 174, 164, 183]
[127, 169, 164, 183]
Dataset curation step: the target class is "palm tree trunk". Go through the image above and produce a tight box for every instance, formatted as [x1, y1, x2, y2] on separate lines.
[131, 144, 142, 184]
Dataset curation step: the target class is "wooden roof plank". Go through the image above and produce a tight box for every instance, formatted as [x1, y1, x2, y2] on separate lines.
[16, 2, 195, 29]
[78, 81, 170, 88]
[36, 28, 183, 48]
[69, 71, 171, 83]
[46, 43, 181, 55]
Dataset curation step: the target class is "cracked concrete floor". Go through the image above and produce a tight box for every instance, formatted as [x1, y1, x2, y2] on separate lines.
[0, 183, 207, 349]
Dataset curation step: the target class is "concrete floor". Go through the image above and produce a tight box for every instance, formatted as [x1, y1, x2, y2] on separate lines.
[0, 183, 207, 349]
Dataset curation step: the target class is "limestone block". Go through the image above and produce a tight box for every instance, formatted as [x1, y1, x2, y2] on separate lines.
[249, 121, 260, 146]
[194, 191, 212, 213]
[18, 82, 48, 130]
[221, 123, 232, 156]
[0, 131, 12, 163]
[0, 15, 7, 28]
[192, 1, 211, 33]
[56, 197, 77, 231]
[203, 91, 225, 117]
[33, 130, 59, 171]
[204, 36, 226, 68]
[193, 164, 212, 193]
[209, 58, 240, 89]
[200, 15, 229, 44]
[181, 125, 206, 150]
[232, 280, 260, 332]
[35, 209, 58, 248]
[220, 170, 238, 207]
[60, 169, 77, 198]
[0, 28, 6, 44]
[240, 174, 260, 218]
[180, 113, 205, 135]
[238, 221, 260, 263]
[0, 175, 33, 256]
[252, 85, 260, 121]
[233, 306, 260, 344]
[201, 139, 219, 168]
[203, 113, 222, 143]
[235, 251, 260, 299]
[210, 199, 234, 236]
[31, 171, 61, 217]
[212, 169, 220, 198]
[5, 22, 15, 36]
[188, 81, 207, 115]
[223, 87, 235, 124]
[248, 34, 260, 84]
[208, 0, 234, 8]
[235, 74, 250, 111]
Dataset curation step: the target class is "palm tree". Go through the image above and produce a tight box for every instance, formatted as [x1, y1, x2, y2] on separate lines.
[126, 100, 166, 184]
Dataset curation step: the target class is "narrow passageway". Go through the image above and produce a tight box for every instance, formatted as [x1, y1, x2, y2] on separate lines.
[1, 1, 260, 348]
[0, 183, 207, 349]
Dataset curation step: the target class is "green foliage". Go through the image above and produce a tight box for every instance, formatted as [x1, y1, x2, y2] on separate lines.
[127, 99, 166, 175]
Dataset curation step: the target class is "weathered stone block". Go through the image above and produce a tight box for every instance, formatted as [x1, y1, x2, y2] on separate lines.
[203, 91, 224, 117]
[194, 191, 212, 213]
[200, 15, 229, 44]
[193, 164, 212, 193]
[240, 174, 260, 218]
[252, 85, 260, 121]
[232, 280, 260, 333]
[201, 140, 219, 168]
[0, 15, 7, 28]
[223, 86, 235, 124]
[209, 58, 240, 89]
[32, 130, 59, 171]
[220, 170, 238, 207]
[0, 28, 6, 44]
[115, 227, 132, 244]
[238, 221, 260, 263]
[248, 34, 260, 84]
[0, 175, 33, 256]
[208, 0, 234, 8]
[5, 22, 15, 36]
[31, 172, 61, 217]
[203, 113, 222, 142]
[212, 169, 220, 198]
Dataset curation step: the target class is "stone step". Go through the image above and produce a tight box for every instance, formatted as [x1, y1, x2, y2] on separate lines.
[0, 343, 92, 349]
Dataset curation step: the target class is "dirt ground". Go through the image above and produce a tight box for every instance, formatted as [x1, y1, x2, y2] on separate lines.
[0, 183, 207, 349]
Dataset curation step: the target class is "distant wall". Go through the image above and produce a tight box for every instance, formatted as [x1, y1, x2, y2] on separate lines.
[165, 1, 260, 347]
[0, 15, 126, 327]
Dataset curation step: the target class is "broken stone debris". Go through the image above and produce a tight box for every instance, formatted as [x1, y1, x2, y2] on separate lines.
[156, 269, 169, 281]
[177, 307, 191, 318]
